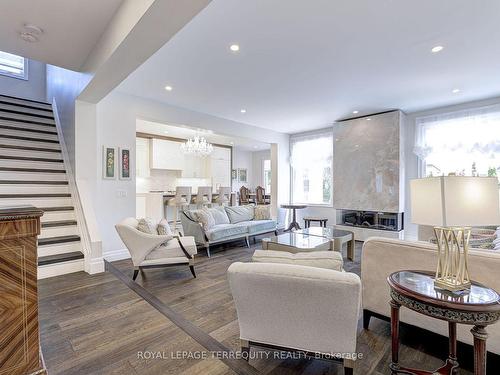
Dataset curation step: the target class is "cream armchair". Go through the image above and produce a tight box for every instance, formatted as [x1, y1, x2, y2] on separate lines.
[115, 218, 197, 280]
[228, 262, 361, 374]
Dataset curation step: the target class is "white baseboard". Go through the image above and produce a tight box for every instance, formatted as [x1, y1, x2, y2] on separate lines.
[87, 257, 105, 274]
[104, 248, 131, 262]
[38, 259, 85, 279]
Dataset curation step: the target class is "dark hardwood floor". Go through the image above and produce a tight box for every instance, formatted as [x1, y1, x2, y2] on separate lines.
[39, 236, 497, 374]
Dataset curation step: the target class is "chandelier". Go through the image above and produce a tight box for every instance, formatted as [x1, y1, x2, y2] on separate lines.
[180, 136, 213, 157]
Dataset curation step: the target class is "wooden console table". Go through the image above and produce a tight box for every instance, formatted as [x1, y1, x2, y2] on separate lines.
[388, 270, 500, 375]
[0, 206, 46, 375]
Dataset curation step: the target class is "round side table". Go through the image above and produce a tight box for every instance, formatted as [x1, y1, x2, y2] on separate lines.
[387, 270, 500, 375]
[280, 204, 307, 231]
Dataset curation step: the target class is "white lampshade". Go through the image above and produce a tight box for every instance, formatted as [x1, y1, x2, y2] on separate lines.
[410, 176, 500, 227]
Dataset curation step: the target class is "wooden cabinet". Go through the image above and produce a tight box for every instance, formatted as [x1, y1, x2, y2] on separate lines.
[149, 138, 184, 170]
[0, 206, 46, 375]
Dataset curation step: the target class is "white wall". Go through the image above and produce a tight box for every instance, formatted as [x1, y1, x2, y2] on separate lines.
[252, 150, 271, 189]
[78, 91, 289, 257]
[232, 148, 254, 191]
[46, 65, 92, 170]
[0, 59, 46, 102]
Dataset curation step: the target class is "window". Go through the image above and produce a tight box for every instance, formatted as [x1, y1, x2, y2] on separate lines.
[290, 130, 333, 205]
[263, 159, 271, 193]
[414, 104, 500, 180]
[0, 51, 28, 80]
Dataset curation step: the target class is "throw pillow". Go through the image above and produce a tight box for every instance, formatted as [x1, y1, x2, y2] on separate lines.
[224, 205, 255, 223]
[207, 206, 230, 225]
[193, 209, 215, 231]
[254, 205, 271, 220]
[157, 218, 173, 236]
[137, 218, 157, 234]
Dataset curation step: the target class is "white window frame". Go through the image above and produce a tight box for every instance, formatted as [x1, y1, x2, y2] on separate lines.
[0, 51, 28, 80]
[290, 128, 334, 207]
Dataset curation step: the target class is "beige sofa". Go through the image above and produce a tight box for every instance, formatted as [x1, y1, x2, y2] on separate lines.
[361, 237, 500, 355]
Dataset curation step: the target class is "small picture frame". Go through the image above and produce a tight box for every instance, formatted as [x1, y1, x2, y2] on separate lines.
[119, 147, 131, 180]
[103, 146, 117, 179]
[232, 169, 237, 180]
[238, 168, 247, 183]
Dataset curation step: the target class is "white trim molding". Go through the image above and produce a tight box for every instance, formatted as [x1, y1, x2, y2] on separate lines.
[52, 99, 104, 274]
[104, 248, 131, 262]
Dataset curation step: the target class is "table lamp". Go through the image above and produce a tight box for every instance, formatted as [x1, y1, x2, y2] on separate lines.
[410, 176, 500, 292]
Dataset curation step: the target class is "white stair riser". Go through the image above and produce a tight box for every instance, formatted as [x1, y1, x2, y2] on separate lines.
[38, 241, 82, 257]
[0, 147, 62, 160]
[0, 184, 69, 194]
[38, 259, 84, 279]
[40, 211, 76, 222]
[0, 112, 55, 125]
[0, 159, 65, 170]
[0, 103, 54, 117]
[0, 127, 59, 141]
[0, 197, 73, 207]
[0, 137, 61, 150]
[0, 171, 67, 181]
[40, 226, 78, 239]
[0, 96, 52, 110]
[0, 119, 56, 133]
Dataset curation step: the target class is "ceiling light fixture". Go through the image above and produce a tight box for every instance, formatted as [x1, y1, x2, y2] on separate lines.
[20, 24, 43, 43]
[452, 88, 460, 94]
[366, 118, 372, 121]
[230, 44, 240, 52]
[165, 85, 173, 91]
[431, 45, 444, 53]
[352, 110, 359, 114]
[180, 136, 213, 157]
[240, 109, 246, 113]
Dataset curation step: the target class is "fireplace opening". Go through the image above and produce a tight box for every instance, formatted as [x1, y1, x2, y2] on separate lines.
[337, 210, 403, 232]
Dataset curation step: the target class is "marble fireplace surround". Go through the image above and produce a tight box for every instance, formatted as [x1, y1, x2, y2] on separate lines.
[333, 110, 405, 214]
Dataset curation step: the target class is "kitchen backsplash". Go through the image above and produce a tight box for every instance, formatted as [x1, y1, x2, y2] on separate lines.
[137, 169, 213, 194]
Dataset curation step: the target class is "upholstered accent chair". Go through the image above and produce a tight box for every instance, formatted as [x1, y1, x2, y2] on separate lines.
[115, 218, 197, 280]
[228, 262, 361, 374]
[239, 185, 250, 205]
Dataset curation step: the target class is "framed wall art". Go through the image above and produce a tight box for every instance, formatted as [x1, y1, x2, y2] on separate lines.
[103, 146, 117, 179]
[119, 147, 131, 180]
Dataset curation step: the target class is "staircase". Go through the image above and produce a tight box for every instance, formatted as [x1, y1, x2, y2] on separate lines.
[0, 94, 85, 278]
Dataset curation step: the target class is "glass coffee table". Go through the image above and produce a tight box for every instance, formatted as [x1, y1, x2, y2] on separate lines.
[295, 227, 355, 261]
[261, 232, 332, 253]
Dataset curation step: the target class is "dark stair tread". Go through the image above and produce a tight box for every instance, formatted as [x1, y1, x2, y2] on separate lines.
[0, 124, 58, 135]
[0, 134, 59, 143]
[0, 167, 66, 173]
[0, 107, 54, 119]
[42, 206, 74, 212]
[38, 251, 84, 266]
[0, 180, 68, 185]
[0, 94, 51, 106]
[0, 115, 55, 127]
[0, 193, 71, 198]
[0, 155, 63, 163]
[0, 144, 61, 153]
[39, 235, 81, 246]
[42, 220, 77, 228]
[0, 99, 53, 113]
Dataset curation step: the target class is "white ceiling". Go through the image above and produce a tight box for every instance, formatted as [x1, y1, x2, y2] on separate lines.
[117, 0, 500, 134]
[0, 0, 123, 71]
[136, 119, 270, 152]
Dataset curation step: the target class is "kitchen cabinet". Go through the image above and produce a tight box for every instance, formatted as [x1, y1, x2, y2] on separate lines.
[208, 146, 231, 189]
[182, 154, 209, 178]
[136, 137, 150, 177]
[149, 138, 184, 170]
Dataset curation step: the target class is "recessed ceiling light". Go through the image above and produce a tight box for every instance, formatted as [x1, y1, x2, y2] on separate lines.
[230, 141, 234, 145]
[20, 32, 38, 42]
[431, 45, 444, 53]
[165, 85, 173, 91]
[352, 110, 359, 114]
[240, 109, 246, 113]
[230, 44, 240, 52]
[452, 88, 460, 94]
[253, 145, 258, 149]
[163, 130, 169, 134]
[366, 118, 371, 121]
